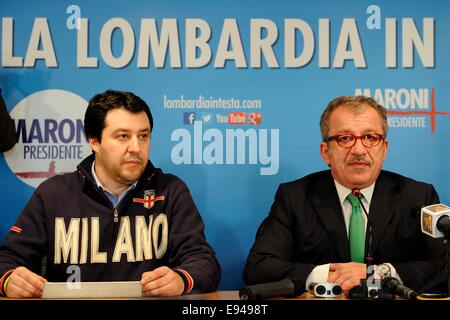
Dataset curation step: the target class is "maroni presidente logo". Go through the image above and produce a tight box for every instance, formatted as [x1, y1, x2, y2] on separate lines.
[4, 90, 90, 188]
[355, 88, 450, 133]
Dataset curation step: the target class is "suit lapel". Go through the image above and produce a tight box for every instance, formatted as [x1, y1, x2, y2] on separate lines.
[369, 172, 401, 254]
[309, 171, 350, 261]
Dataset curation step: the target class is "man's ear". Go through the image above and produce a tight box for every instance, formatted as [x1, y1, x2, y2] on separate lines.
[88, 136, 100, 153]
[320, 142, 331, 166]
[382, 139, 388, 161]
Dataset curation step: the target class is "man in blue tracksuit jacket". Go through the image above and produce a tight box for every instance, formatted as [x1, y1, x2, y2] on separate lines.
[0, 90, 221, 298]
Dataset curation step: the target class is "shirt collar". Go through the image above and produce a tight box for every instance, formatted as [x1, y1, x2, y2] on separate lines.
[334, 179, 375, 206]
[91, 161, 137, 206]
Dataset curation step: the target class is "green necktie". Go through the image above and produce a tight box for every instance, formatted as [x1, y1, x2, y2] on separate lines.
[347, 193, 365, 263]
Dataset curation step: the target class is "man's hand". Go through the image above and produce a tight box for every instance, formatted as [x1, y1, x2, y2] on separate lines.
[5, 266, 47, 298]
[141, 266, 185, 296]
[328, 262, 366, 292]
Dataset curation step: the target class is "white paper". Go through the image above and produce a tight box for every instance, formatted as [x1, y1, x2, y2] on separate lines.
[42, 281, 142, 299]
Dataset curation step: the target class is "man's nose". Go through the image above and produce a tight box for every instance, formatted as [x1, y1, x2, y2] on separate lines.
[128, 136, 141, 153]
[351, 138, 367, 154]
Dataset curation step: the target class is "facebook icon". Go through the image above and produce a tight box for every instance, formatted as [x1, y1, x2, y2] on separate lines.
[183, 112, 196, 125]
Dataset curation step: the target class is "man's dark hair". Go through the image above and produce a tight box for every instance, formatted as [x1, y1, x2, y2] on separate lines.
[84, 90, 154, 142]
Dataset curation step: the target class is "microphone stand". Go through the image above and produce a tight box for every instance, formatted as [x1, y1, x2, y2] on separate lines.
[419, 231, 450, 297]
[348, 189, 394, 299]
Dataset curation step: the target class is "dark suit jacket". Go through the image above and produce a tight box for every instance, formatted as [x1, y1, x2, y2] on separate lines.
[243, 170, 445, 291]
[0, 89, 16, 152]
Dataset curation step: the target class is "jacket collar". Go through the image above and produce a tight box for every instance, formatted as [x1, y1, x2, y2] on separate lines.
[369, 172, 401, 255]
[309, 170, 350, 261]
[76, 154, 159, 188]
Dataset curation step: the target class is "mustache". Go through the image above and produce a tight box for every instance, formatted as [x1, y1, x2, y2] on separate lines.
[347, 157, 370, 165]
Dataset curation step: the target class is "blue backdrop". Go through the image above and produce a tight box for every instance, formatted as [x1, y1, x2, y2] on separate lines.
[1, 0, 449, 289]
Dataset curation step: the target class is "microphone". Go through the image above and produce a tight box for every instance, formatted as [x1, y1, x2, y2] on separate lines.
[421, 204, 450, 238]
[308, 282, 342, 297]
[382, 277, 418, 300]
[239, 278, 304, 300]
[349, 189, 392, 299]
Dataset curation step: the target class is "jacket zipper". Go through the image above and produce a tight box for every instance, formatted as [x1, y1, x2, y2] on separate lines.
[78, 171, 117, 280]
[79, 169, 156, 280]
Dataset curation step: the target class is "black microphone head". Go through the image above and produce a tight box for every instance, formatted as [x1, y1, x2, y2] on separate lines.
[382, 277, 400, 292]
[290, 277, 305, 295]
[383, 277, 418, 300]
[239, 278, 305, 300]
[352, 188, 361, 197]
[347, 285, 363, 299]
[238, 286, 255, 300]
[437, 215, 450, 234]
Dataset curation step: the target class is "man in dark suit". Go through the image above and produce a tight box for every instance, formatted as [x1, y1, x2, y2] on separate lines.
[243, 96, 444, 293]
[0, 89, 16, 152]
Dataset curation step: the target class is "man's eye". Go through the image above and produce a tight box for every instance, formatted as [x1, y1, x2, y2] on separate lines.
[364, 134, 376, 141]
[338, 135, 353, 142]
